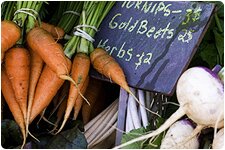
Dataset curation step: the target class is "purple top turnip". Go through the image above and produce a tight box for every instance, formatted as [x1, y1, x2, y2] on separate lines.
[114, 67, 224, 149]
[160, 119, 199, 149]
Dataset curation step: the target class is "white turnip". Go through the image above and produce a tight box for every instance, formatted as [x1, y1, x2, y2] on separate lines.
[212, 128, 224, 149]
[160, 119, 199, 149]
[114, 67, 224, 149]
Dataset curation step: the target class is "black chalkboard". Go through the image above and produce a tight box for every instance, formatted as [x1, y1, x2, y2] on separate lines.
[91, 1, 215, 95]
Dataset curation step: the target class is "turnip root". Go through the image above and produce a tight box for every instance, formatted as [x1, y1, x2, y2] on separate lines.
[160, 119, 199, 149]
[114, 67, 224, 149]
[212, 128, 224, 149]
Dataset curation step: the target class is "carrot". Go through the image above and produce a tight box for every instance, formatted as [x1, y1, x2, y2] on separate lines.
[26, 49, 44, 136]
[29, 60, 71, 123]
[48, 81, 70, 119]
[90, 48, 159, 116]
[1, 20, 21, 61]
[1, 67, 26, 148]
[90, 47, 132, 96]
[56, 99, 67, 125]
[1, 51, 5, 63]
[49, 97, 67, 134]
[37, 22, 65, 39]
[5, 47, 30, 121]
[73, 76, 90, 120]
[26, 27, 71, 80]
[82, 78, 103, 124]
[55, 53, 90, 134]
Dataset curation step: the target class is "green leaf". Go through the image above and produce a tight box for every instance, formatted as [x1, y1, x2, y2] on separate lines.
[199, 42, 218, 68]
[121, 127, 147, 149]
[143, 132, 164, 149]
[1, 119, 23, 148]
[213, 29, 224, 65]
[47, 124, 87, 149]
[143, 118, 165, 149]
[214, 1, 224, 18]
[121, 118, 165, 149]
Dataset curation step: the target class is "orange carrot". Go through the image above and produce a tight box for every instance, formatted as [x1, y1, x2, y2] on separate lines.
[90, 48, 152, 112]
[1, 20, 21, 61]
[26, 49, 44, 136]
[1, 51, 5, 62]
[56, 99, 67, 126]
[90, 48, 157, 116]
[29, 59, 71, 123]
[5, 47, 30, 121]
[55, 53, 90, 134]
[90, 48, 131, 93]
[49, 97, 67, 133]
[26, 27, 70, 79]
[73, 76, 90, 120]
[36, 22, 65, 39]
[1, 67, 26, 148]
[82, 78, 103, 124]
[48, 81, 70, 119]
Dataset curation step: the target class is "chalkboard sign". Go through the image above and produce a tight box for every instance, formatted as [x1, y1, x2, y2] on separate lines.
[91, 1, 215, 95]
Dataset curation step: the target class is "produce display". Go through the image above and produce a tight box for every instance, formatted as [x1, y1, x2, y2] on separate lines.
[1, 1, 224, 149]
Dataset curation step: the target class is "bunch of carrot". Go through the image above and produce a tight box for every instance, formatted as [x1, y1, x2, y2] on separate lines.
[1, 1, 44, 147]
[1, 1, 140, 148]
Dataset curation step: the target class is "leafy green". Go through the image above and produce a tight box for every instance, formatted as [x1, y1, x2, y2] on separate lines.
[47, 123, 87, 149]
[191, 1, 224, 68]
[1, 1, 16, 21]
[121, 127, 146, 149]
[199, 42, 218, 68]
[121, 118, 165, 149]
[1, 119, 23, 148]
[213, 29, 224, 64]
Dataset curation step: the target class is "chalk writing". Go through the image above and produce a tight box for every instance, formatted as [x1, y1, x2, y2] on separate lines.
[178, 29, 194, 43]
[97, 39, 153, 69]
[121, 1, 181, 17]
[182, 7, 202, 25]
[109, 14, 174, 40]
[108, 2, 203, 45]
[92, 1, 215, 94]
[135, 52, 153, 70]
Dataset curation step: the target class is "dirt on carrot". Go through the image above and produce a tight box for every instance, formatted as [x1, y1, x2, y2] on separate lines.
[55, 53, 90, 134]
[1, 67, 26, 148]
[5, 47, 30, 121]
[26, 27, 70, 79]
[73, 76, 90, 120]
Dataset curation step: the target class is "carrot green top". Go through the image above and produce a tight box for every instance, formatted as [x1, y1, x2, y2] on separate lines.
[63, 1, 115, 59]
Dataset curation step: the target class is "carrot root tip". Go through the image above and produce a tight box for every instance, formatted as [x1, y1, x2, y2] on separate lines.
[21, 130, 27, 149]
[54, 120, 67, 135]
[60, 75, 90, 105]
[127, 89, 161, 118]
[28, 131, 40, 142]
